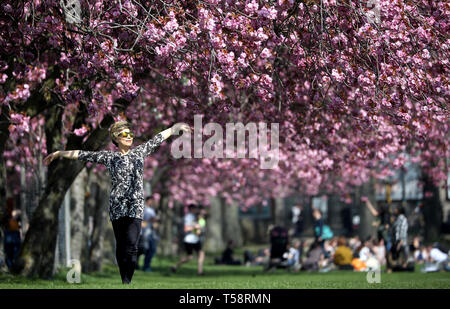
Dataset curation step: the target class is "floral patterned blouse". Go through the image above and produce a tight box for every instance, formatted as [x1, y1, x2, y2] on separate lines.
[77, 133, 164, 222]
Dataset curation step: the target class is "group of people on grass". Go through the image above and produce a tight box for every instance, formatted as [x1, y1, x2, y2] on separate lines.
[238, 202, 450, 273]
[144, 199, 450, 276]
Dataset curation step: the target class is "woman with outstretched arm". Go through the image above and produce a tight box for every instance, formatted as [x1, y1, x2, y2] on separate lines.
[44, 120, 191, 284]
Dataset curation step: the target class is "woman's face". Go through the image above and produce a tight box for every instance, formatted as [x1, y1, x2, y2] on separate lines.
[116, 129, 134, 147]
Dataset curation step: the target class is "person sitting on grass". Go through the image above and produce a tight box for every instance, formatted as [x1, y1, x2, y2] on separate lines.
[373, 238, 386, 266]
[422, 243, 450, 272]
[216, 240, 242, 265]
[244, 248, 270, 267]
[333, 236, 354, 270]
[282, 240, 301, 271]
[302, 241, 325, 271]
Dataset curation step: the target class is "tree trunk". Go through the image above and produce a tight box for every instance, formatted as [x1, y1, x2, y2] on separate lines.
[273, 197, 286, 227]
[55, 190, 71, 270]
[158, 194, 176, 256]
[148, 165, 175, 256]
[239, 217, 254, 245]
[19, 166, 30, 237]
[13, 100, 127, 278]
[204, 196, 225, 252]
[359, 177, 377, 240]
[12, 103, 66, 278]
[222, 199, 243, 247]
[327, 194, 341, 233]
[0, 105, 10, 273]
[86, 171, 109, 272]
[422, 173, 443, 242]
[70, 168, 88, 262]
[0, 66, 64, 273]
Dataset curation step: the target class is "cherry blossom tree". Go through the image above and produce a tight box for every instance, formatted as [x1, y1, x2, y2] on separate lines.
[0, 0, 448, 277]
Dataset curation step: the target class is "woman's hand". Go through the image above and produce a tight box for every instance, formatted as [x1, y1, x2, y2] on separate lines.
[160, 123, 192, 140]
[171, 123, 191, 135]
[194, 224, 202, 235]
[43, 151, 60, 165]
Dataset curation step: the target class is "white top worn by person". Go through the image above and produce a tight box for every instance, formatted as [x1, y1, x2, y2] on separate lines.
[183, 212, 200, 244]
[359, 246, 371, 262]
[283, 247, 300, 264]
[373, 244, 386, 265]
[360, 246, 380, 270]
[430, 248, 448, 263]
[291, 206, 301, 224]
[144, 207, 157, 223]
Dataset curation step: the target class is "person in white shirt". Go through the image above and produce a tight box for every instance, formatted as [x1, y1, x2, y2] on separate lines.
[291, 205, 304, 237]
[430, 246, 448, 263]
[283, 240, 301, 271]
[359, 238, 380, 271]
[373, 239, 386, 266]
[171, 204, 205, 275]
[423, 244, 450, 272]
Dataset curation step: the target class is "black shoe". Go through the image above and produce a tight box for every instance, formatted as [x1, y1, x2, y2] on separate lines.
[170, 266, 177, 273]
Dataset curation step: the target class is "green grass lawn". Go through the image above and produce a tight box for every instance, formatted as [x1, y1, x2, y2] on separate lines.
[0, 256, 449, 289]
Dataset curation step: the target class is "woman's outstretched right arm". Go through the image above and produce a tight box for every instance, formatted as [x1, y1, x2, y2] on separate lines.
[45, 150, 111, 166]
[44, 150, 80, 165]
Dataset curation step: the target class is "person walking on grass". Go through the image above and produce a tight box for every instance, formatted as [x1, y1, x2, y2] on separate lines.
[44, 120, 191, 284]
[391, 205, 409, 270]
[140, 196, 160, 272]
[171, 204, 206, 276]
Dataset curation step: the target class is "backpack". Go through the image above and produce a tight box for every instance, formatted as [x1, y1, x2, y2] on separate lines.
[315, 224, 334, 240]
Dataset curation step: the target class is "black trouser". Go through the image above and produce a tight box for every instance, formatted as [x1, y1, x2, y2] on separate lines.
[112, 216, 142, 284]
